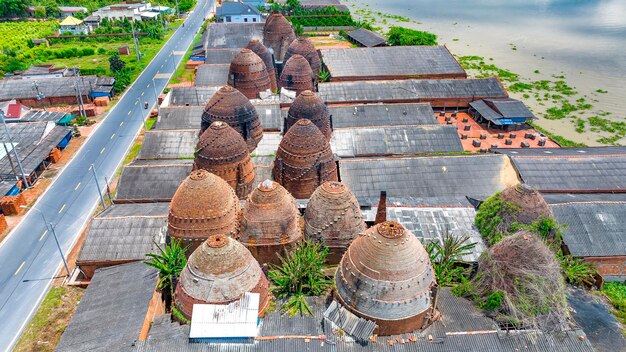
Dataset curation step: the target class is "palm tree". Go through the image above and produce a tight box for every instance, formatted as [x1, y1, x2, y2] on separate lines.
[145, 240, 188, 310]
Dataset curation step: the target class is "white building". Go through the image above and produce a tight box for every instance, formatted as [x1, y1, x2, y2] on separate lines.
[92, 2, 157, 21]
[216, 2, 262, 23]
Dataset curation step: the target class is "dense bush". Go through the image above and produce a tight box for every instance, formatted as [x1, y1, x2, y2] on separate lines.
[387, 26, 437, 46]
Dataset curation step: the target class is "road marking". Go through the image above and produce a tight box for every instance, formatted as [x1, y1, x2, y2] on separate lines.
[74, 182, 81, 190]
[88, 165, 92, 171]
[147, 83, 150, 88]
[14, 261, 25, 275]
[39, 230, 48, 241]
[141, 92, 144, 96]
[100, 147, 105, 154]
[59, 204, 66, 213]
[128, 111, 132, 115]
[120, 121, 124, 126]
[110, 133, 115, 139]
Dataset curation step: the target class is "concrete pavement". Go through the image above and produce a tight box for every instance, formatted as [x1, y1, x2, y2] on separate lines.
[0, 1, 213, 350]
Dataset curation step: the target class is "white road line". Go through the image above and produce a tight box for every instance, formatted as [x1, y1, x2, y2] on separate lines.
[128, 111, 131, 115]
[141, 92, 144, 96]
[88, 165, 93, 171]
[147, 83, 150, 88]
[120, 121, 124, 126]
[14, 262, 25, 276]
[58, 204, 66, 213]
[74, 182, 81, 190]
[100, 147, 105, 154]
[134, 100, 138, 105]
[39, 230, 48, 241]
[110, 133, 115, 139]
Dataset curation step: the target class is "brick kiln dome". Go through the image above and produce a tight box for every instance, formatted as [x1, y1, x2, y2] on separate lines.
[335, 221, 437, 336]
[239, 180, 302, 264]
[168, 170, 240, 254]
[195, 121, 255, 199]
[280, 54, 314, 96]
[228, 48, 272, 99]
[273, 118, 337, 199]
[284, 37, 321, 76]
[262, 13, 296, 62]
[499, 184, 552, 225]
[201, 85, 262, 152]
[174, 234, 271, 321]
[246, 39, 278, 92]
[285, 90, 331, 141]
[304, 181, 365, 264]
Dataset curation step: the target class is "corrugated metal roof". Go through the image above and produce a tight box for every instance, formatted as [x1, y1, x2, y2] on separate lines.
[347, 28, 387, 47]
[507, 152, 626, 192]
[320, 46, 466, 80]
[115, 162, 193, 202]
[0, 75, 104, 100]
[195, 64, 229, 87]
[56, 262, 158, 352]
[329, 103, 438, 127]
[138, 130, 198, 160]
[551, 201, 626, 257]
[190, 293, 260, 339]
[77, 203, 169, 262]
[318, 78, 508, 105]
[205, 23, 264, 49]
[0, 122, 70, 180]
[542, 193, 626, 205]
[339, 155, 514, 201]
[205, 49, 242, 64]
[361, 206, 486, 262]
[495, 146, 626, 157]
[153, 106, 203, 130]
[485, 98, 534, 119]
[324, 300, 377, 343]
[331, 125, 463, 158]
[170, 87, 219, 106]
[5, 110, 68, 124]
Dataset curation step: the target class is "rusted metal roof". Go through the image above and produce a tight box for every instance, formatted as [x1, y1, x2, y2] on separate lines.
[273, 119, 337, 199]
[195, 121, 255, 199]
[174, 234, 270, 320]
[168, 170, 240, 254]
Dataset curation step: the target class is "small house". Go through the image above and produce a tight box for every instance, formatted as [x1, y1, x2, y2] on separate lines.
[216, 2, 262, 23]
[58, 6, 88, 18]
[59, 16, 90, 35]
[469, 98, 535, 130]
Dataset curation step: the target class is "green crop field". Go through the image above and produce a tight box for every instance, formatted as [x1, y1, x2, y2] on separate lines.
[0, 21, 58, 51]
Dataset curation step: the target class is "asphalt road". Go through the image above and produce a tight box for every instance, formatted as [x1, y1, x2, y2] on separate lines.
[0, 1, 212, 350]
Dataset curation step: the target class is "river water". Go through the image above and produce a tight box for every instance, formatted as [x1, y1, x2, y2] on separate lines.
[347, 0, 626, 145]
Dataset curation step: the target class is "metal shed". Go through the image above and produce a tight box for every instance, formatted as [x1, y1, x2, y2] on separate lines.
[195, 64, 229, 87]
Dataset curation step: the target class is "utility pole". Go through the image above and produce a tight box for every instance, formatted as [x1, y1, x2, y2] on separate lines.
[91, 163, 106, 209]
[73, 68, 86, 119]
[21, 206, 71, 277]
[175, 0, 179, 19]
[0, 111, 29, 188]
[130, 19, 141, 62]
[32, 81, 46, 111]
[136, 98, 148, 130]
[152, 76, 161, 114]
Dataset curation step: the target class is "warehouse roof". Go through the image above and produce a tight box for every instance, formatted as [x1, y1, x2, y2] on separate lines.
[5, 110, 69, 124]
[138, 130, 197, 160]
[280, 103, 438, 128]
[133, 289, 592, 351]
[542, 193, 626, 204]
[77, 203, 169, 263]
[56, 262, 158, 352]
[204, 48, 241, 64]
[169, 87, 218, 106]
[283, 0, 349, 11]
[346, 28, 387, 47]
[194, 64, 229, 87]
[0, 75, 102, 100]
[502, 147, 626, 192]
[205, 22, 264, 49]
[152, 106, 203, 130]
[332, 125, 463, 157]
[0, 122, 71, 180]
[551, 201, 626, 259]
[318, 77, 508, 105]
[115, 162, 193, 202]
[339, 154, 517, 202]
[320, 46, 466, 80]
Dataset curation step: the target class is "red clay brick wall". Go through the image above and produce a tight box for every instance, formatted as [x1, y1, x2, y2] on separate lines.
[585, 256, 626, 279]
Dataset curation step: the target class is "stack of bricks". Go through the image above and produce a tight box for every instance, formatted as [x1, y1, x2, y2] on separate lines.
[93, 97, 110, 107]
[49, 147, 62, 163]
[0, 214, 7, 233]
[0, 193, 26, 215]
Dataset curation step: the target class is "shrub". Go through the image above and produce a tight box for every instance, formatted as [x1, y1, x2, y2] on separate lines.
[424, 231, 476, 287]
[475, 192, 520, 245]
[97, 47, 106, 55]
[556, 251, 597, 287]
[480, 291, 505, 311]
[144, 240, 189, 309]
[603, 282, 626, 326]
[269, 240, 332, 316]
[387, 26, 437, 46]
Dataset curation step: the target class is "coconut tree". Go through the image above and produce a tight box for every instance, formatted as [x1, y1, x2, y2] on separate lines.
[144, 240, 188, 310]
